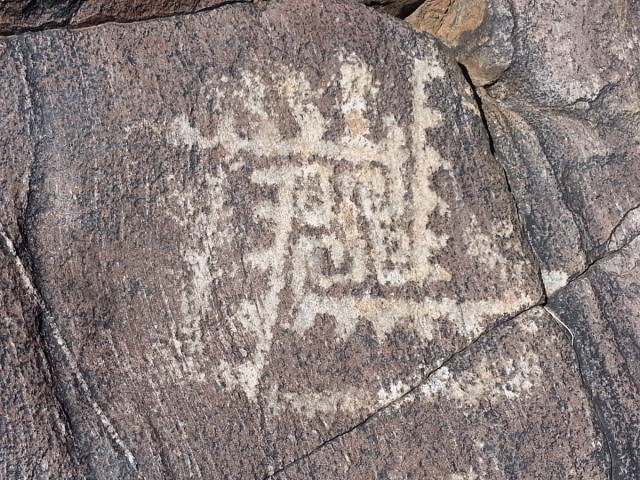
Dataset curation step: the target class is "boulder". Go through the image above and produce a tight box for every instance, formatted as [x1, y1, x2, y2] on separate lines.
[1, 0, 543, 477]
[408, 0, 514, 85]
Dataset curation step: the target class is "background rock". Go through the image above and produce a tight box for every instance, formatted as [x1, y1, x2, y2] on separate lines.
[0, 234, 81, 479]
[0, 0, 80, 35]
[548, 235, 640, 479]
[70, 0, 247, 27]
[407, 0, 514, 85]
[0, 0, 246, 35]
[0, 0, 430, 35]
[409, 0, 640, 294]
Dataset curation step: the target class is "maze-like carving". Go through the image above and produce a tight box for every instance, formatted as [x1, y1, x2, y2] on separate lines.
[157, 54, 533, 402]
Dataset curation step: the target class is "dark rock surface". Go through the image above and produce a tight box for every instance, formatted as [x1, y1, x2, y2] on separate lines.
[409, 1, 640, 478]
[271, 308, 609, 479]
[0, 0, 246, 35]
[0, 239, 81, 479]
[548, 235, 640, 479]
[0, 0, 424, 35]
[1, 0, 637, 479]
[0, 0, 80, 34]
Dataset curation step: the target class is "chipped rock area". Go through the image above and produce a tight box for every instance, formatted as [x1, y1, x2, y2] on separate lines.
[0, 0, 637, 480]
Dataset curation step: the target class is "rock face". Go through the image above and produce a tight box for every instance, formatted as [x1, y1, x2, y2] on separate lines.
[272, 308, 608, 479]
[411, 0, 640, 292]
[410, 0, 640, 478]
[0, 0, 245, 34]
[0, 0, 425, 35]
[408, 0, 513, 85]
[0, 0, 637, 479]
[548, 235, 640, 480]
[1, 241, 82, 479]
[2, 0, 544, 477]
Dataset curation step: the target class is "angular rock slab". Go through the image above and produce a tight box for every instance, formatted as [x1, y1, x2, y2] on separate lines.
[407, 0, 514, 85]
[548, 234, 640, 479]
[1, 0, 541, 477]
[271, 308, 609, 479]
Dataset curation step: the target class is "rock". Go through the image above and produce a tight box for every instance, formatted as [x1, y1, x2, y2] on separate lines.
[271, 308, 609, 479]
[0, 44, 32, 248]
[1, 0, 542, 477]
[0, 0, 78, 35]
[70, 0, 245, 27]
[4, 0, 637, 478]
[409, 0, 640, 295]
[407, 0, 514, 85]
[547, 235, 640, 479]
[408, 0, 640, 475]
[0, 0, 429, 36]
[0, 234, 81, 479]
[0, 0, 245, 35]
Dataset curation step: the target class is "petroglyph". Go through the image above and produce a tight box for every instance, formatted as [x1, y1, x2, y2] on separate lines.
[159, 54, 534, 401]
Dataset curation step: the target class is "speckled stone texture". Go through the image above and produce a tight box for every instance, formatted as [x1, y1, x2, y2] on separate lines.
[271, 308, 609, 479]
[1, 0, 545, 477]
[415, 0, 640, 294]
[0, 0, 246, 34]
[409, 0, 640, 478]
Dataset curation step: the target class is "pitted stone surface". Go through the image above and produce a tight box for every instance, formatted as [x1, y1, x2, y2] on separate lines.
[272, 308, 609, 479]
[0, 0, 543, 477]
[548, 235, 640, 479]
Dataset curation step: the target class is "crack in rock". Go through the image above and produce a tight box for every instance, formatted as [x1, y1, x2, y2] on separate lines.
[263, 303, 543, 479]
[0, 224, 138, 473]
